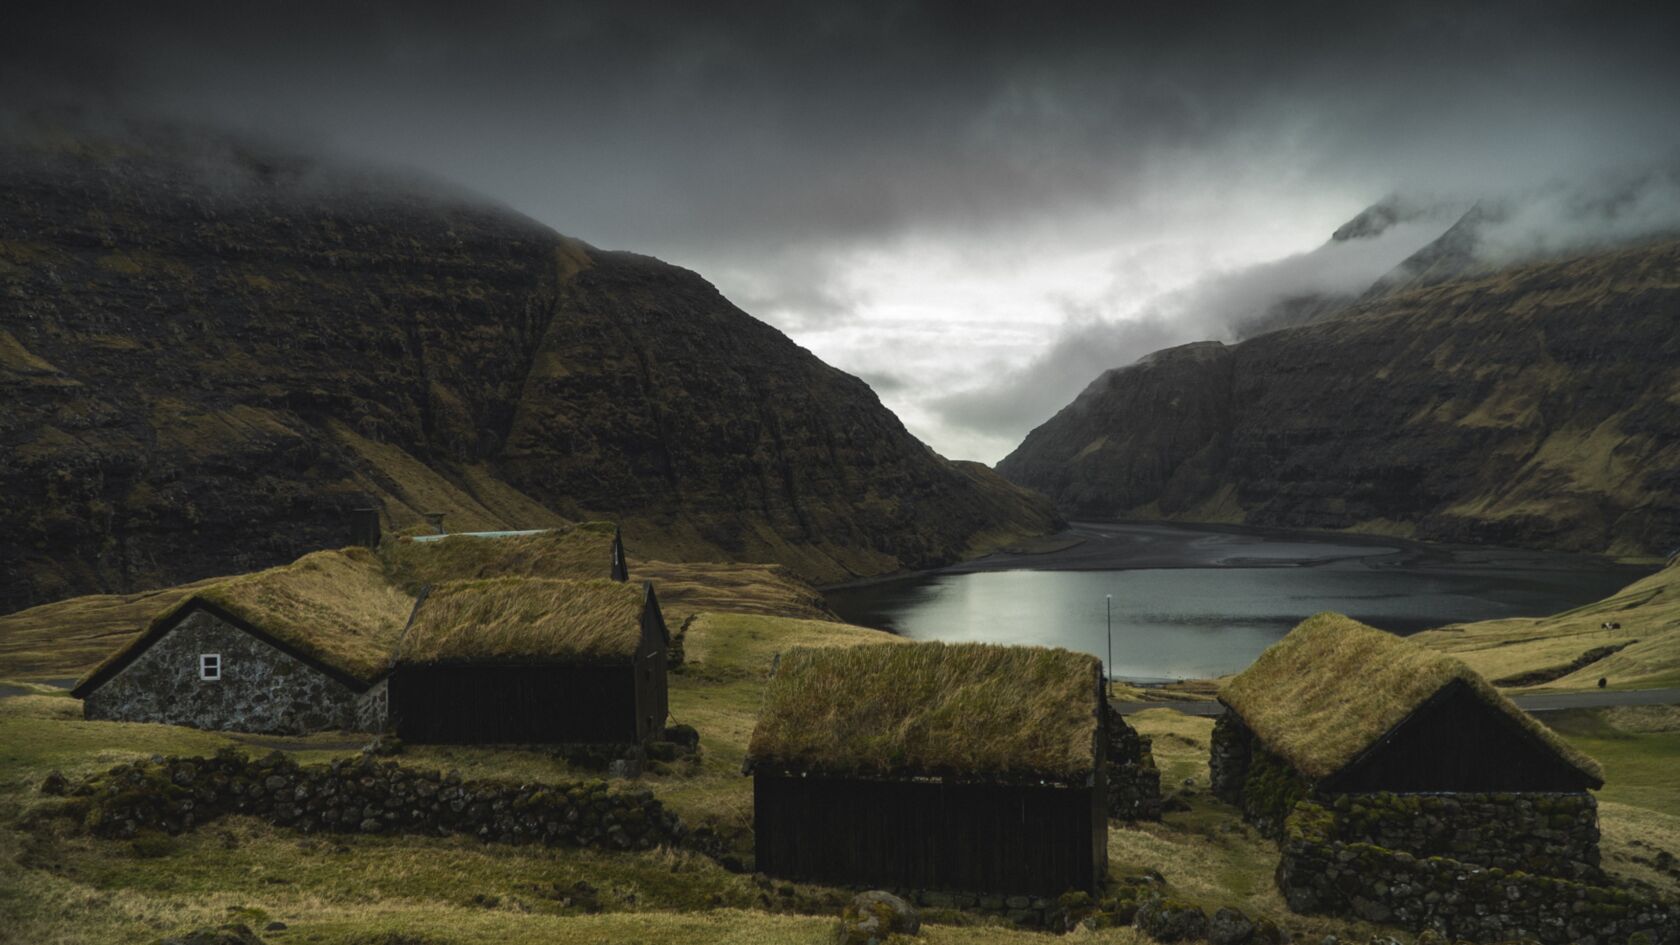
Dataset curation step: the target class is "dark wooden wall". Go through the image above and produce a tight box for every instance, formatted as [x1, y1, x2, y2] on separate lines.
[754, 773, 1105, 895]
[389, 664, 639, 744]
[631, 594, 669, 743]
[1322, 679, 1602, 793]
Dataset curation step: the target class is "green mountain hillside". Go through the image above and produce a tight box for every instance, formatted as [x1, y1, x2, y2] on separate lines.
[0, 123, 1057, 611]
[996, 237, 1680, 555]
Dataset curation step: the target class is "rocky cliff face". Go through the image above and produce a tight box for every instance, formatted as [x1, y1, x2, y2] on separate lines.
[0, 126, 1057, 611]
[997, 239, 1680, 555]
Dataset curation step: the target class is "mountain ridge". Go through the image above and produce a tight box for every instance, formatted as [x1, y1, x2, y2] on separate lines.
[0, 124, 1058, 612]
[996, 236, 1680, 555]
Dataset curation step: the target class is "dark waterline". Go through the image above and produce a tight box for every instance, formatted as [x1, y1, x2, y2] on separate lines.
[825, 523, 1651, 682]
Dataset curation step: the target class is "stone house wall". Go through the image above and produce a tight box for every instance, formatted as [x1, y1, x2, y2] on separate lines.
[83, 608, 367, 734]
[1277, 799, 1675, 945]
[1107, 708, 1162, 821]
[356, 679, 389, 733]
[1323, 791, 1601, 880]
[1208, 711, 1306, 837]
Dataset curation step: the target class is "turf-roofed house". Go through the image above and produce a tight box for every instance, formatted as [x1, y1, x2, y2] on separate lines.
[746, 642, 1110, 896]
[386, 577, 670, 745]
[71, 548, 415, 734]
[1210, 614, 1629, 939]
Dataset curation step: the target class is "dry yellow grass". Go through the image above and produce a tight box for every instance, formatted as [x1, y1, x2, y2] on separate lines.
[0, 579, 218, 679]
[76, 548, 414, 688]
[1414, 559, 1680, 691]
[398, 578, 646, 665]
[748, 641, 1102, 781]
[379, 522, 621, 594]
[1221, 613, 1602, 782]
[633, 559, 835, 627]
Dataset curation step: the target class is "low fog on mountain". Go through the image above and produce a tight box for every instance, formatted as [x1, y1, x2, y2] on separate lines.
[7, 1, 1680, 463]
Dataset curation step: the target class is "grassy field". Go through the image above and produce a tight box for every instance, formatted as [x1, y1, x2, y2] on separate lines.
[2, 611, 1678, 943]
[1413, 559, 1680, 692]
[3, 546, 1678, 942]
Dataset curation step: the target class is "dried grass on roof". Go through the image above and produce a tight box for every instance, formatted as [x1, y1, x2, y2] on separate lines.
[397, 577, 646, 665]
[379, 522, 620, 594]
[1220, 612, 1603, 783]
[746, 641, 1102, 782]
[78, 547, 414, 687]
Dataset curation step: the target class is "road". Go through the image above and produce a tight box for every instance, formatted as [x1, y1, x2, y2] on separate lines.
[1112, 688, 1680, 717]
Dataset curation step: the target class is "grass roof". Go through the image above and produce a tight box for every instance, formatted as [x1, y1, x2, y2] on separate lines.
[379, 522, 621, 595]
[396, 577, 648, 666]
[1220, 613, 1603, 784]
[76, 547, 416, 689]
[746, 641, 1103, 782]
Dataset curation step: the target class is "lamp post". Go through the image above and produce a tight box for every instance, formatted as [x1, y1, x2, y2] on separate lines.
[1105, 593, 1113, 699]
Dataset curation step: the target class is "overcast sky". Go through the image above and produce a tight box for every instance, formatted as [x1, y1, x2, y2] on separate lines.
[7, 1, 1680, 462]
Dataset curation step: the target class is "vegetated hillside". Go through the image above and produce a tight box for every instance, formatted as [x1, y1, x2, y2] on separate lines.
[0, 122, 1057, 611]
[1415, 557, 1680, 692]
[996, 238, 1680, 555]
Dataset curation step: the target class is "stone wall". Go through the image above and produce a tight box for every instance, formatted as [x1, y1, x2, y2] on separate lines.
[1208, 711, 1305, 837]
[355, 679, 389, 733]
[1209, 710, 1250, 804]
[84, 609, 368, 734]
[1107, 708, 1162, 821]
[1277, 799, 1676, 945]
[63, 749, 687, 852]
[1324, 791, 1601, 880]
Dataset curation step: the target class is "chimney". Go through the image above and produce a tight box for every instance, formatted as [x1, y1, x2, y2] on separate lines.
[612, 526, 629, 582]
[423, 512, 446, 535]
[349, 508, 382, 548]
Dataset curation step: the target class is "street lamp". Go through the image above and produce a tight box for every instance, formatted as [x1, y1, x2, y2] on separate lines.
[1105, 593, 1113, 699]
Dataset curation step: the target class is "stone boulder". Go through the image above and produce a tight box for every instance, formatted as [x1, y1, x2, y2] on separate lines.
[838, 890, 921, 944]
[156, 925, 266, 945]
[1134, 897, 1209, 943]
[1207, 906, 1255, 945]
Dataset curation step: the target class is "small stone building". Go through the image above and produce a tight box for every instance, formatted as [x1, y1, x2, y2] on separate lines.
[1212, 614, 1602, 828]
[385, 577, 669, 745]
[1209, 614, 1632, 942]
[71, 548, 415, 734]
[746, 641, 1109, 896]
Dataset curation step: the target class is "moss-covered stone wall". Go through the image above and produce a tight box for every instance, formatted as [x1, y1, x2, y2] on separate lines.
[1107, 708, 1162, 821]
[1277, 799, 1675, 944]
[55, 749, 686, 853]
[1324, 791, 1601, 880]
[1207, 710, 1306, 837]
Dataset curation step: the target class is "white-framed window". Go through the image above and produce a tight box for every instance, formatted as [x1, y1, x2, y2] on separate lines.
[199, 654, 222, 680]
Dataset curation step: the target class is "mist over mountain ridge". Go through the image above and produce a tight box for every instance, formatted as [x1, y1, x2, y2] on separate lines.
[995, 221, 1680, 556]
[0, 123, 1058, 612]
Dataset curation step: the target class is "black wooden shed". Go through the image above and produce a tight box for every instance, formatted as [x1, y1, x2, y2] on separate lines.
[387, 577, 669, 745]
[745, 642, 1109, 896]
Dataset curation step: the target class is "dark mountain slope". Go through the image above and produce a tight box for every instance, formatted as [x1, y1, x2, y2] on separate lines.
[996, 240, 1680, 555]
[0, 126, 1056, 611]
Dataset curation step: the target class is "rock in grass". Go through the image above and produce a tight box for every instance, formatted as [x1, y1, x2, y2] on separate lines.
[838, 890, 921, 944]
[1207, 905, 1255, 945]
[1134, 897, 1208, 942]
[156, 925, 266, 945]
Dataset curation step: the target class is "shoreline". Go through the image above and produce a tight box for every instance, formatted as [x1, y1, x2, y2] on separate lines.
[820, 519, 1653, 593]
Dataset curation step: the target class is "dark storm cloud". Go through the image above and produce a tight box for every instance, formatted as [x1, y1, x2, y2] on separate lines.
[10, 1, 1680, 251]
